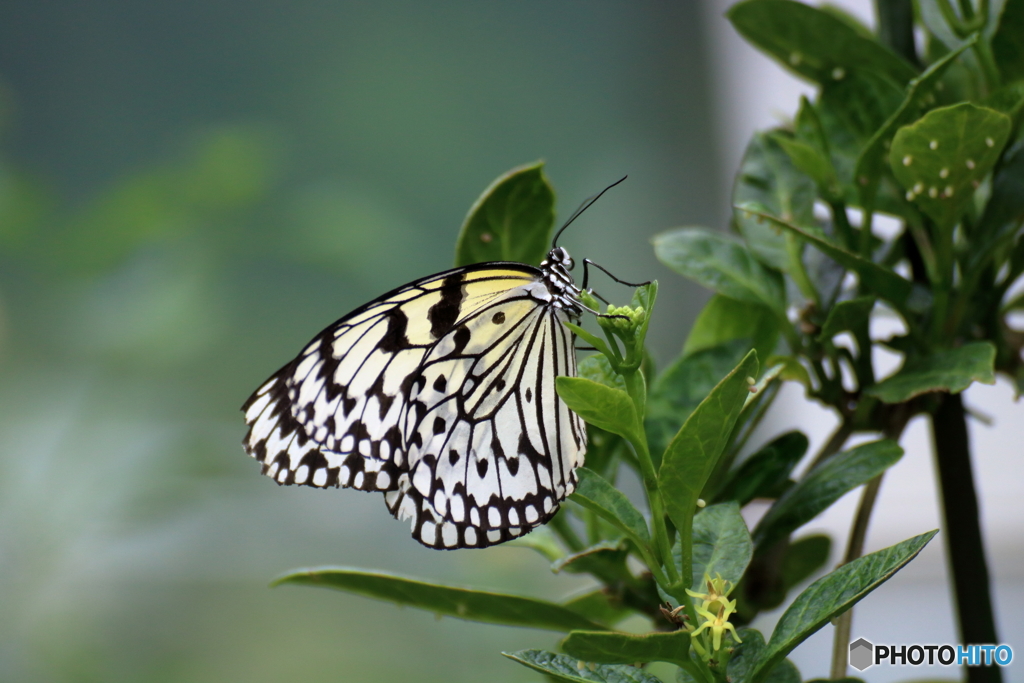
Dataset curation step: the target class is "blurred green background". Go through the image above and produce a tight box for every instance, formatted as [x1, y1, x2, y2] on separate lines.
[0, 2, 717, 681]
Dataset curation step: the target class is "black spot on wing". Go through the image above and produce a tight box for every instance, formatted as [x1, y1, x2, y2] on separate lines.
[428, 274, 465, 338]
[367, 375, 395, 418]
[451, 325, 471, 355]
[518, 431, 544, 465]
[378, 308, 412, 353]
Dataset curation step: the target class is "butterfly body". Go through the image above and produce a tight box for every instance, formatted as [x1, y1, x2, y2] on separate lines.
[242, 247, 587, 549]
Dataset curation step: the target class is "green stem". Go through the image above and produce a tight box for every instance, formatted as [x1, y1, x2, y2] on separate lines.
[931, 393, 1002, 683]
[830, 474, 885, 678]
[785, 232, 820, 307]
[807, 418, 853, 471]
[956, 0, 976, 22]
[829, 200, 855, 251]
[973, 38, 1002, 93]
[622, 369, 678, 587]
[934, 0, 986, 37]
[858, 208, 875, 258]
[548, 508, 585, 552]
[874, 0, 918, 64]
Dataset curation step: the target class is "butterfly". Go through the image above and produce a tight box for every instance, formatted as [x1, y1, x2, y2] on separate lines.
[241, 181, 638, 549]
[242, 242, 607, 550]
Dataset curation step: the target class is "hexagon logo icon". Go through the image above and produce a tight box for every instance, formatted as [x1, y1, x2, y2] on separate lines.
[849, 638, 874, 671]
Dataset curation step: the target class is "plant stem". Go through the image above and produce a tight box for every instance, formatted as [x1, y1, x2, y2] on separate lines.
[829, 201, 855, 251]
[785, 231, 820, 306]
[830, 474, 885, 678]
[932, 392, 1002, 683]
[874, 0, 918, 64]
[807, 418, 853, 471]
[973, 38, 1002, 93]
[622, 369, 678, 586]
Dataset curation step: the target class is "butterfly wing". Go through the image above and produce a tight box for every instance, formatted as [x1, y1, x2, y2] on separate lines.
[385, 285, 587, 548]
[242, 265, 544, 495]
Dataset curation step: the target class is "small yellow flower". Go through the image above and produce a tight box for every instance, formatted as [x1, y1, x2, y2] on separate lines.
[690, 600, 742, 652]
[685, 573, 733, 615]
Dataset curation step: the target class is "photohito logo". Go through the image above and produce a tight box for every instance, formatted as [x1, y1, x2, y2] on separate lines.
[849, 638, 1013, 671]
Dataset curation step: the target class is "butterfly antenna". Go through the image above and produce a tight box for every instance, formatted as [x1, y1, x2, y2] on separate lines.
[551, 175, 628, 248]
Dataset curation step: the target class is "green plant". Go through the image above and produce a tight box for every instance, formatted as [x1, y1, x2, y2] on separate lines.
[271, 0, 1023, 679]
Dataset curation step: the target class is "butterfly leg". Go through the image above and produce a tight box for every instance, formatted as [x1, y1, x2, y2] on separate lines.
[582, 258, 651, 290]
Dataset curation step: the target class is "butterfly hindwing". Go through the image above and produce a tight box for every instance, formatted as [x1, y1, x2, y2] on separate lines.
[388, 292, 587, 548]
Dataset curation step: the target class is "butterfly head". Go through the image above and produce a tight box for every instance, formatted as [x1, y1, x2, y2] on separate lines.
[544, 246, 575, 272]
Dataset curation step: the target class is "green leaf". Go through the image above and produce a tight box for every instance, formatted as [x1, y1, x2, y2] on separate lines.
[816, 72, 907, 213]
[454, 161, 555, 267]
[557, 377, 640, 443]
[646, 339, 752, 458]
[866, 341, 997, 403]
[715, 431, 809, 506]
[854, 39, 974, 211]
[732, 132, 817, 270]
[579, 354, 627, 392]
[983, 81, 1024, 133]
[653, 228, 786, 317]
[728, 628, 767, 683]
[561, 630, 693, 669]
[552, 541, 631, 585]
[689, 501, 753, 591]
[683, 294, 780, 363]
[768, 354, 812, 387]
[818, 296, 876, 341]
[736, 206, 915, 310]
[507, 526, 566, 562]
[570, 467, 652, 546]
[753, 440, 903, 550]
[974, 138, 1024, 271]
[781, 534, 832, 589]
[765, 660, 801, 683]
[562, 590, 634, 628]
[502, 649, 664, 683]
[726, 0, 916, 86]
[748, 531, 938, 683]
[890, 103, 1011, 230]
[660, 351, 759, 577]
[728, 629, 801, 683]
[273, 568, 606, 632]
[993, 0, 1024, 82]
[773, 134, 839, 197]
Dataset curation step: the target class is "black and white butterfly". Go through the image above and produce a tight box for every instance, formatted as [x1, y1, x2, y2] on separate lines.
[242, 184, 635, 549]
[242, 242, 589, 548]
